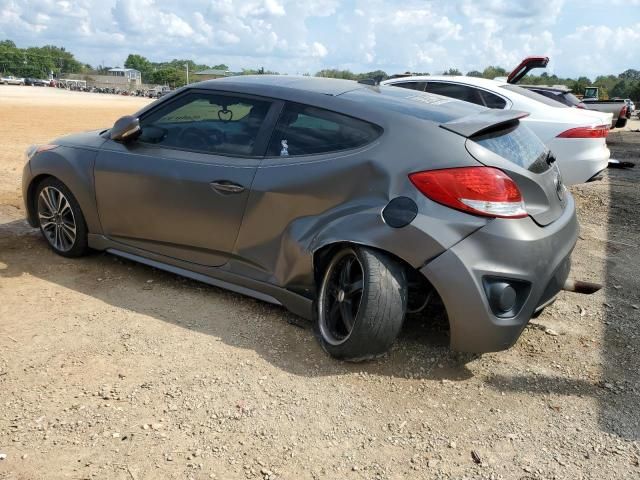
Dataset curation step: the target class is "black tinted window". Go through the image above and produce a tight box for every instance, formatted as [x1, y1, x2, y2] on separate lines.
[425, 82, 484, 106]
[393, 81, 427, 92]
[267, 103, 382, 156]
[479, 90, 507, 109]
[139, 92, 271, 156]
[500, 84, 568, 108]
[531, 89, 581, 107]
[472, 123, 549, 173]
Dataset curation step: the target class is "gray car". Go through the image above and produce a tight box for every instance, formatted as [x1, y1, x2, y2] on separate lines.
[22, 76, 578, 361]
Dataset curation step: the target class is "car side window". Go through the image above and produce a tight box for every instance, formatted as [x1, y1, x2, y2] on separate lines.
[479, 90, 507, 109]
[138, 92, 272, 157]
[424, 82, 484, 106]
[267, 103, 382, 157]
[393, 81, 427, 92]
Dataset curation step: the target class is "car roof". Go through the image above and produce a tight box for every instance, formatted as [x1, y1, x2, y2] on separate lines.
[201, 75, 364, 96]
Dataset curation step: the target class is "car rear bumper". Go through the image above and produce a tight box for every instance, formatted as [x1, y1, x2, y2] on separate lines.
[549, 138, 610, 185]
[420, 193, 578, 353]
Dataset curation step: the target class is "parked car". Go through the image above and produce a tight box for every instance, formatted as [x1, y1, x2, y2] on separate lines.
[22, 76, 582, 360]
[381, 73, 612, 185]
[1, 75, 25, 85]
[148, 86, 171, 98]
[24, 78, 47, 87]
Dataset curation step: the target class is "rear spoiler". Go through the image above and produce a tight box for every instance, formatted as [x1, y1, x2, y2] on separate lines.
[440, 109, 529, 138]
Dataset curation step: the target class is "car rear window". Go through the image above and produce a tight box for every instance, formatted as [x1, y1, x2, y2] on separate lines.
[425, 82, 484, 106]
[472, 122, 550, 173]
[500, 84, 568, 108]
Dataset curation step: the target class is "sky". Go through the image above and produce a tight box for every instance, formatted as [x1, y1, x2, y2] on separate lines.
[1, 0, 639, 78]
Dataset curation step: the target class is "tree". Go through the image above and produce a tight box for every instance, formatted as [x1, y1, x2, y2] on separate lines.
[567, 76, 591, 95]
[619, 69, 640, 81]
[443, 68, 461, 76]
[611, 80, 628, 99]
[0, 39, 16, 48]
[356, 70, 388, 82]
[149, 67, 186, 87]
[466, 70, 483, 77]
[482, 66, 507, 80]
[124, 54, 152, 80]
[315, 69, 357, 79]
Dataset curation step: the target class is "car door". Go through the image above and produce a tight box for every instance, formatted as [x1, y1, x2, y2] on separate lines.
[94, 89, 280, 267]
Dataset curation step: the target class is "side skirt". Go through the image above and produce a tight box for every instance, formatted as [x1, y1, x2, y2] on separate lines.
[88, 234, 314, 320]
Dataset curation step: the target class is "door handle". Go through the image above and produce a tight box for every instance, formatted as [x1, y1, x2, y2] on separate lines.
[210, 180, 245, 194]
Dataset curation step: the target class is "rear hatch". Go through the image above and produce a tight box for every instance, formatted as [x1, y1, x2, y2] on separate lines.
[442, 110, 566, 226]
[507, 56, 549, 84]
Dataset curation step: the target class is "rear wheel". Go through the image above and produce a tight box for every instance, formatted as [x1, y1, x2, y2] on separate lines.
[316, 246, 408, 361]
[35, 178, 89, 257]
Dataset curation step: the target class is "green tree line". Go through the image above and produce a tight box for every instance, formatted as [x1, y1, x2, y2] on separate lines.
[0, 39, 85, 78]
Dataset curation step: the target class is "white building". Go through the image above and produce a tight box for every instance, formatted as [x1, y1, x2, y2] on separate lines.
[108, 68, 142, 82]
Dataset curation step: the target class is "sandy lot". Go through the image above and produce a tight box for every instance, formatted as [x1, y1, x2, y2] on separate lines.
[0, 85, 639, 479]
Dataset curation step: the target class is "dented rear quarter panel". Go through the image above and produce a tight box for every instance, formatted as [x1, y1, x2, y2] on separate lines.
[231, 113, 488, 296]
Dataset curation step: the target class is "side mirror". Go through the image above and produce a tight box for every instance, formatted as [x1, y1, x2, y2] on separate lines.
[110, 115, 141, 142]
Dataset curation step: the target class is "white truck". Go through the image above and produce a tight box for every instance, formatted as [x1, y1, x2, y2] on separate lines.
[1, 75, 25, 85]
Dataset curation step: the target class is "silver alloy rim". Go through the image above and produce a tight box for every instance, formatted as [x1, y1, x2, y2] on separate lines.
[318, 249, 365, 346]
[37, 186, 77, 252]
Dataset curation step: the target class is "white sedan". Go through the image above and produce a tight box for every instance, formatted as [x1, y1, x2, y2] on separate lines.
[380, 75, 612, 185]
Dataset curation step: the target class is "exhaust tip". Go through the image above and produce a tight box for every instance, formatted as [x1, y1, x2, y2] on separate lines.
[563, 279, 603, 295]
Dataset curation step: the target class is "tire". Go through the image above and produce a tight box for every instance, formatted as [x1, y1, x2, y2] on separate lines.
[35, 177, 89, 258]
[316, 246, 408, 361]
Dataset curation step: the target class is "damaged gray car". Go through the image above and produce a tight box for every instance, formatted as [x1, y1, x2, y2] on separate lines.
[22, 76, 579, 361]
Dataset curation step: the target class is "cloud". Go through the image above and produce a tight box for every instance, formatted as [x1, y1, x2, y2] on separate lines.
[0, 0, 637, 77]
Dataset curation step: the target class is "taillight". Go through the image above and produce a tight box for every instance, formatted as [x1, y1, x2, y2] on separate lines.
[556, 125, 609, 138]
[409, 167, 527, 219]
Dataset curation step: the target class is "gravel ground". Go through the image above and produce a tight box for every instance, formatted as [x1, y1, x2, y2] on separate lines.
[0, 86, 639, 479]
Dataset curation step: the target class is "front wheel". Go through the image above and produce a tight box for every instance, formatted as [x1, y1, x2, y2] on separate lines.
[35, 177, 89, 257]
[316, 246, 408, 361]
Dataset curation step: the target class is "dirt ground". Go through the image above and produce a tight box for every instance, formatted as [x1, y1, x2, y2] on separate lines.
[0, 85, 639, 480]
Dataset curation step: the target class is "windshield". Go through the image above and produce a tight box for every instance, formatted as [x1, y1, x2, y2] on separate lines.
[500, 84, 568, 108]
[472, 122, 550, 173]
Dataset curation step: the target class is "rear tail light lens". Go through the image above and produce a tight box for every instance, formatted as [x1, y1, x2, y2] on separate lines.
[556, 125, 609, 138]
[409, 167, 527, 219]
[620, 105, 628, 118]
